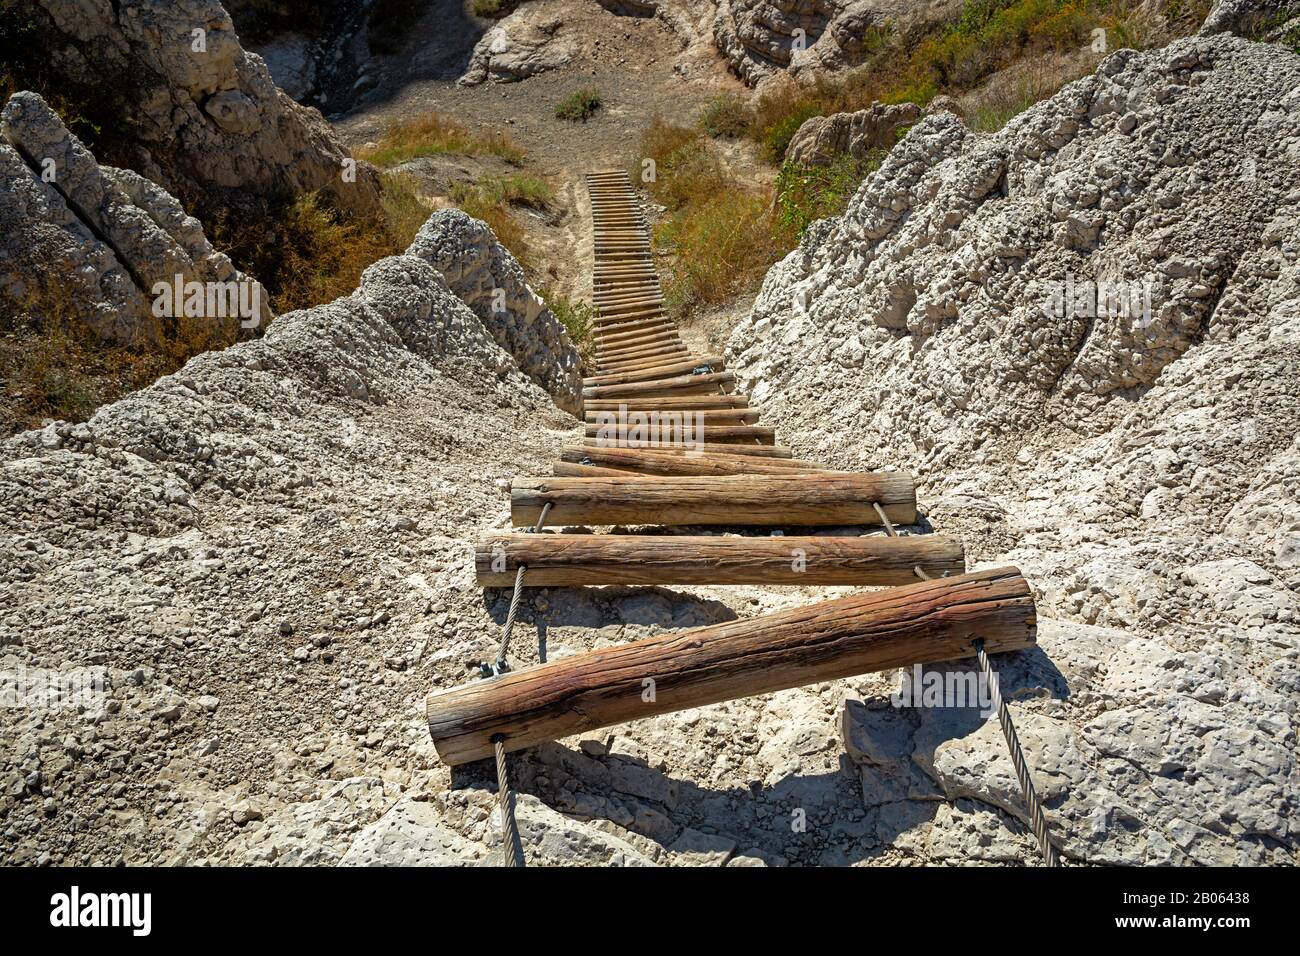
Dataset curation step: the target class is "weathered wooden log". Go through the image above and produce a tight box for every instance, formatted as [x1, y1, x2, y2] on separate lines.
[595, 319, 674, 339]
[511, 473, 916, 527]
[552, 458, 806, 478]
[581, 438, 791, 458]
[584, 408, 759, 425]
[594, 345, 684, 365]
[595, 354, 692, 376]
[593, 304, 663, 321]
[595, 347, 690, 373]
[593, 320, 674, 340]
[584, 422, 775, 445]
[594, 282, 657, 292]
[560, 446, 819, 475]
[594, 329, 678, 351]
[595, 335, 681, 353]
[583, 355, 723, 387]
[583, 371, 733, 399]
[594, 281, 659, 293]
[552, 462, 644, 477]
[475, 533, 965, 586]
[593, 297, 664, 313]
[582, 396, 750, 411]
[595, 291, 660, 302]
[594, 285, 659, 296]
[594, 342, 684, 364]
[427, 567, 1035, 763]
[594, 349, 688, 372]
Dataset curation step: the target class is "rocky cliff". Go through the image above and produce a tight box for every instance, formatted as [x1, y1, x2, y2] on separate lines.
[10, 0, 380, 220]
[713, 0, 962, 86]
[0, 91, 271, 345]
[727, 34, 1300, 863]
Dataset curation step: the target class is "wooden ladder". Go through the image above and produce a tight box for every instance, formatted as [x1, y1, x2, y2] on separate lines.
[427, 171, 1038, 765]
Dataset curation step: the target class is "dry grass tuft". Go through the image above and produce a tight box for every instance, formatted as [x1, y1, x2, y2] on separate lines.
[356, 114, 525, 167]
[634, 119, 783, 320]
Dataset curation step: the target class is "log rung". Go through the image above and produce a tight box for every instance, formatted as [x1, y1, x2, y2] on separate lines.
[583, 408, 759, 425]
[584, 423, 775, 445]
[475, 533, 966, 586]
[583, 370, 733, 399]
[510, 473, 917, 527]
[583, 355, 723, 387]
[559, 445, 818, 475]
[581, 438, 791, 458]
[426, 568, 1036, 764]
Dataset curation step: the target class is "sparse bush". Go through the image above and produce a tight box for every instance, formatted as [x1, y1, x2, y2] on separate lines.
[632, 119, 784, 320]
[555, 88, 603, 122]
[774, 152, 883, 243]
[748, 85, 827, 162]
[448, 179, 533, 269]
[0, 267, 239, 434]
[210, 172, 432, 315]
[965, 59, 1092, 131]
[357, 113, 525, 166]
[542, 293, 597, 366]
[657, 191, 780, 317]
[731, 0, 1204, 165]
[636, 118, 729, 211]
[476, 172, 554, 209]
[699, 94, 749, 138]
[444, 172, 553, 269]
[0, 318, 172, 434]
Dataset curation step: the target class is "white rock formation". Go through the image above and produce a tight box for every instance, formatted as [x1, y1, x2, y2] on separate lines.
[408, 210, 583, 414]
[728, 35, 1300, 863]
[713, 0, 962, 86]
[785, 101, 921, 166]
[26, 0, 379, 218]
[0, 91, 272, 343]
[459, 6, 578, 85]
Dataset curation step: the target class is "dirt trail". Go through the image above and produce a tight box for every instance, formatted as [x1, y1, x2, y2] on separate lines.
[333, 0, 742, 299]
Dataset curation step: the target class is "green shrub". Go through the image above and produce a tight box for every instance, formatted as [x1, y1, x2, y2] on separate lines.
[555, 88, 603, 122]
[732, 0, 1179, 164]
[656, 190, 781, 316]
[699, 94, 749, 138]
[459, 172, 554, 210]
[542, 293, 597, 365]
[761, 103, 824, 163]
[774, 152, 884, 243]
[635, 118, 730, 211]
[447, 179, 534, 269]
[208, 173, 431, 316]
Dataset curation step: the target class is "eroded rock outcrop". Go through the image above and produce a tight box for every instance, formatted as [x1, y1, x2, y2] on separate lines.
[713, 0, 960, 86]
[784, 101, 921, 166]
[1200, 0, 1300, 37]
[408, 210, 582, 413]
[0, 91, 272, 344]
[459, 5, 578, 85]
[23, 0, 379, 219]
[729, 35, 1300, 864]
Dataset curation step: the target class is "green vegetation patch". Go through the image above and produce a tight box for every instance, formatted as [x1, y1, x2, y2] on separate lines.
[555, 88, 604, 122]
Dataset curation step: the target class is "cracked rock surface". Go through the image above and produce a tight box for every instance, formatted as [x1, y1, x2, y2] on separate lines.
[727, 35, 1300, 864]
[0, 91, 272, 344]
[25, 0, 380, 218]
